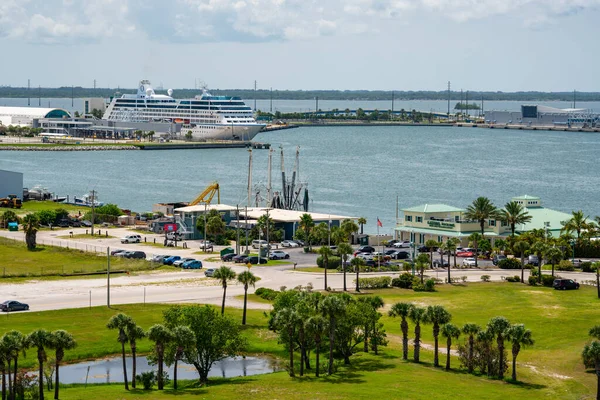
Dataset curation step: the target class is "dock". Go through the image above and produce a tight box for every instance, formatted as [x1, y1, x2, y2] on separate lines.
[456, 123, 600, 133]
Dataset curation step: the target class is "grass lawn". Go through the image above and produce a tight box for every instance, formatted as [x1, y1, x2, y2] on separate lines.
[1, 283, 599, 399]
[15, 200, 89, 216]
[0, 237, 159, 277]
[296, 267, 339, 273]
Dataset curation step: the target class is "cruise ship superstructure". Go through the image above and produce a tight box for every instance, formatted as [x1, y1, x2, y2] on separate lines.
[102, 80, 265, 141]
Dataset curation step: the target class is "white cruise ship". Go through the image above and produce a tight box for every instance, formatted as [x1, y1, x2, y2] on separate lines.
[102, 80, 265, 141]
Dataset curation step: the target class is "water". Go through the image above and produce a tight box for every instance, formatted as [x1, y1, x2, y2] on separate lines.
[56, 355, 280, 384]
[1, 125, 599, 233]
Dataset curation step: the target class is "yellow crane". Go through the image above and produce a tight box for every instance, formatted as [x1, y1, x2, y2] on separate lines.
[189, 182, 220, 206]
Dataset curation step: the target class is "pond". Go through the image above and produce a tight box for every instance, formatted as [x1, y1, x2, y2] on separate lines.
[57, 355, 281, 384]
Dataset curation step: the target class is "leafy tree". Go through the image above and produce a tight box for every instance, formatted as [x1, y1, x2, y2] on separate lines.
[337, 243, 353, 291]
[544, 246, 563, 277]
[50, 330, 76, 400]
[500, 201, 532, 237]
[340, 219, 359, 242]
[409, 306, 428, 362]
[165, 326, 194, 390]
[561, 210, 590, 241]
[582, 341, 600, 400]
[3, 330, 28, 400]
[335, 299, 370, 364]
[0, 210, 19, 229]
[487, 316, 511, 379]
[163, 305, 246, 383]
[237, 270, 258, 324]
[274, 307, 301, 376]
[147, 324, 173, 390]
[446, 237, 460, 269]
[256, 214, 275, 241]
[351, 257, 365, 292]
[477, 328, 496, 377]
[530, 241, 548, 283]
[305, 315, 327, 377]
[213, 266, 236, 315]
[22, 213, 40, 250]
[28, 329, 54, 400]
[125, 321, 145, 389]
[512, 240, 530, 283]
[415, 253, 430, 284]
[321, 294, 347, 374]
[357, 217, 367, 235]
[358, 296, 385, 354]
[389, 302, 412, 360]
[299, 213, 315, 250]
[589, 326, 600, 340]
[318, 246, 333, 290]
[441, 323, 461, 370]
[462, 323, 481, 373]
[506, 324, 534, 381]
[106, 313, 133, 390]
[206, 215, 226, 242]
[0, 336, 8, 400]
[313, 222, 329, 245]
[35, 210, 56, 226]
[464, 197, 500, 235]
[185, 131, 193, 141]
[425, 239, 439, 269]
[426, 305, 452, 367]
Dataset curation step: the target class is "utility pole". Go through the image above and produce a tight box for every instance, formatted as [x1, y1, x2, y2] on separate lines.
[245, 206, 249, 254]
[203, 203, 207, 252]
[447, 81, 451, 117]
[270, 87, 273, 113]
[236, 205, 240, 255]
[71, 85, 74, 108]
[254, 80, 257, 111]
[573, 90, 576, 109]
[460, 89, 463, 121]
[315, 96, 319, 113]
[107, 247, 111, 308]
[38, 86, 41, 106]
[391, 90, 395, 118]
[94, 79, 96, 92]
[28, 79, 30, 106]
[247, 148, 253, 207]
[90, 190, 96, 236]
[465, 90, 469, 120]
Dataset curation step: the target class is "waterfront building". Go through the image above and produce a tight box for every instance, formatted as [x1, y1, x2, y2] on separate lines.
[0, 169, 23, 199]
[0, 106, 70, 127]
[395, 195, 572, 246]
[486, 105, 599, 127]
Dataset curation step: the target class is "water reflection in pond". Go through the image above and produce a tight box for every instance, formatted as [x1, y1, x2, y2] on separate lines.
[59, 356, 281, 384]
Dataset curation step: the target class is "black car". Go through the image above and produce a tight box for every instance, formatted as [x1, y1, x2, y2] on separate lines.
[233, 255, 249, 263]
[124, 251, 146, 259]
[390, 251, 411, 260]
[365, 260, 391, 268]
[433, 259, 450, 268]
[384, 249, 398, 256]
[553, 279, 580, 290]
[1, 300, 29, 312]
[57, 219, 71, 228]
[358, 245, 375, 253]
[221, 253, 238, 262]
[247, 256, 268, 264]
[418, 245, 438, 253]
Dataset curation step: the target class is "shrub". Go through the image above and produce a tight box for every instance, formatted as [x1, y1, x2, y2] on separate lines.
[35, 209, 56, 226]
[355, 276, 392, 289]
[391, 273, 414, 289]
[557, 260, 574, 271]
[541, 274, 557, 287]
[480, 275, 491, 282]
[497, 258, 522, 270]
[461, 276, 468, 282]
[413, 278, 436, 292]
[581, 262, 596, 273]
[137, 371, 157, 390]
[505, 275, 521, 283]
[316, 256, 341, 269]
[528, 276, 538, 286]
[255, 287, 279, 300]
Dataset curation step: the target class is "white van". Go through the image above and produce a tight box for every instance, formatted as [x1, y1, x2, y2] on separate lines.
[121, 234, 141, 244]
[252, 240, 268, 249]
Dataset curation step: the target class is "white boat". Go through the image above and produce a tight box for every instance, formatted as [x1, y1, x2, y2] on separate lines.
[74, 193, 103, 207]
[103, 80, 266, 141]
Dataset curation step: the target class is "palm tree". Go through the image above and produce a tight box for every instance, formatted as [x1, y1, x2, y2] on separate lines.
[544, 246, 563, 277]
[358, 296, 384, 354]
[582, 341, 600, 400]
[468, 232, 482, 269]
[426, 305, 452, 367]
[500, 201, 532, 237]
[513, 240, 530, 283]
[22, 213, 40, 250]
[464, 197, 499, 236]
[299, 213, 315, 249]
[446, 237, 460, 269]
[0, 337, 8, 400]
[237, 270, 258, 324]
[530, 241, 548, 284]
[274, 308, 300, 377]
[462, 323, 481, 373]
[125, 321, 145, 389]
[425, 239, 439, 269]
[389, 303, 413, 360]
[170, 326, 194, 390]
[337, 243, 353, 291]
[321, 295, 346, 375]
[147, 324, 173, 390]
[357, 217, 367, 234]
[408, 306, 428, 362]
[213, 266, 236, 315]
[561, 210, 590, 240]
[318, 246, 333, 291]
[441, 323, 461, 370]
[4, 330, 27, 400]
[477, 328, 495, 376]
[28, 329, 54, 400]
[589, 326, 600, 340]
[340, 219, 359, 243]
[106, 313, 133, 390]
[506, 324, 534, 381]
[487, 316, 511, 379]
[351, 257, 365, 292]
[415, 253, 430, 284]
[305, 315, 327, 377]
[50, 330, 76, 400]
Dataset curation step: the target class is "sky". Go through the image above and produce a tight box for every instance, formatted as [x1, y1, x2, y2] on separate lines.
[1, 0, 600, 91]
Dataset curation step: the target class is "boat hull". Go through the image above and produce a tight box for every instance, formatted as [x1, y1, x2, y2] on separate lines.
[187, 124, 265, 141]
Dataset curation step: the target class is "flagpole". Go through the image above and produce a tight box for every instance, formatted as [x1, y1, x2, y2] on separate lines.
[377, 217, 380, 270]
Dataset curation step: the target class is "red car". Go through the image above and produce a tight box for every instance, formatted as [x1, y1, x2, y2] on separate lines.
[456, 250, 474, 257]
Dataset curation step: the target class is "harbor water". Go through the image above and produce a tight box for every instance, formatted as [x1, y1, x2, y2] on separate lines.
[1, 125, 598, 233]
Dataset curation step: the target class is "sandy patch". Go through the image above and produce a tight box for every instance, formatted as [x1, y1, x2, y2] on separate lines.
[523, 363, 572, 380]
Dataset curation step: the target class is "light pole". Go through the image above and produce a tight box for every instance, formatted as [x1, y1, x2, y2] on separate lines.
[203, 203, 207, 252]
[570, 239, 576, 263]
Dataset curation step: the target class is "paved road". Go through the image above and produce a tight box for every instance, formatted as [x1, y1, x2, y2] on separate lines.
[1, 229, 597, 313]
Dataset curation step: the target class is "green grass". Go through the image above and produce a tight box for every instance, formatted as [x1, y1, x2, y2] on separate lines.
[296, 267, 338, 273]
[0, 237, 162, 278]
[16, 200, 89, 216]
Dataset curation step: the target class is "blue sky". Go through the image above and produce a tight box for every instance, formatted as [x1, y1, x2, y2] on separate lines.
[1, 0, 599, 91]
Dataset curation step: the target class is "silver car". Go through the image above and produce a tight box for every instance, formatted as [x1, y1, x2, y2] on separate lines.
[204, 268, 216, 277]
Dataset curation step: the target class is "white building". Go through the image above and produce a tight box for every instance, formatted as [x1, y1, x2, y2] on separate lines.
[0, 107, 71, 127]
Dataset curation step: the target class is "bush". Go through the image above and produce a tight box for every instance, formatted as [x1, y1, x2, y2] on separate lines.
[355, 276, 392, 289]
[541, 274, 557, 287]
[497, 258, 522, 270]
[528, 276, 538, 286]
[480, 275, 491, 282]
[391, 273, 414, 289]
[557, 260, 574, 271]
[136, 371, 157, 390]
[255, 287, 279, 300]
[35, 209, 56, 226]
[413, 278, 436, 292]
[582, 262, 596, 273]
[316, 256, 341, 269]
[505, 275, 521, 283]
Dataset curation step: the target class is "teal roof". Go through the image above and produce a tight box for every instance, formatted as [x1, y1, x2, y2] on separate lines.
[515, 207, 571, 232]
[402, 204, 464, 213]
[512, 194, 541, 200]
[394, 226, 497, 238]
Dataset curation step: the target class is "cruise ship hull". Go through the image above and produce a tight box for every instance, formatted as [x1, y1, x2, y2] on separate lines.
[188, 124, 266, 141]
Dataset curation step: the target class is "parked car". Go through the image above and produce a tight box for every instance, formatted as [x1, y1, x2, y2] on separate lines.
[121, 234, 141, 244]
[81, 220, 92, 227]
[233, 255, 249, 263]
[221, 253, 237, 262]
[393, 240, 412, 248]
[124, 251, 146, 259]
[247, 256, 268, 264]
[204, 268, 216, 277]
[553, 279, 580, 290]
[433, 259, 450, 268]
[112, 250, 128, 257]
[151, 254, 166, 263]
[527, 255, 539, 266]
[269, 250, 290, 260]
[462, 257, 477, 267]
[111, 249, 125, 256]
[173, 257, 195, 267]
[384, 249, 398, 256]
[198, 240, 214, 251]
[166, 232, 182, 241]
[365, 260, 391, 268]
[0, 300, 29, 312]
[355, 253, 373, 261]
[163, 255, 181, 265]
[57, 219, 71, 228]
[386, 239, 400, 247]
[281, 240, 300, 248]
[492, 254, 507, 266]
[358, 245, 375, 253]
[252, 240, 269, 249]
[418, 245, 438, 253]
[182, 260, 203, 269]
[390, 251, 411, 260]
[456, 250, 474, 257]
[292, 240, 305, 246]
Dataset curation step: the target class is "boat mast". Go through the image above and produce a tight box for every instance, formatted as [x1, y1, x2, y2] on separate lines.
[280, 146, 287, 208]
[267, 148, 273, 207]
[247, 148, 253, 207]
[290, 146, 299, 209]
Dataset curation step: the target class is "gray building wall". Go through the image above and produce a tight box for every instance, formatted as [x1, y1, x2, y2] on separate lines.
[0, 170, 24, 199]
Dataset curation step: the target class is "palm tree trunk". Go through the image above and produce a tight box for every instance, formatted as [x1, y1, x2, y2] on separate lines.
[468, 335, 474, 373]
[551, 263, 555, 277]
[174, 358, 178, 390]
[414, 325, 421, 362]
[433, 328, 439, 367]
[446, 339, 451, 370]
[363, 325, 369, 353]
[596, 362, 600, 400]
[373, 322, 379, 355]
[538, 262, 542, 283]
[299, 330, 305, 377]
[2, 365, 6, 400]
[315, 345, 320, 377]
[480, 221, 485, 236]
[13, 356, 18, 400]
[512, 352, 517, 381]
[447, 256, 451, 284]
[324, 265, 328, 291]
[121, 343, 129, 390]
[498, 338, 504, 379]
[401, 320, 408, 360]
[356, 268, 360, 292]
[7, 360, 12, 400]
[288, 329, 295, 377]
[430, 250, 433, 269]
[328, 319, 335, 375]
[453, 253, 457, 269]
[343, 260, 347, 291]
[221, 284, 227, 315]
[157, 351, 163, 390]
[131, 346, 137, 389]
[38, 354, 44, 400]
[54, 357, 60, 400]
[242, 285, 248, 325]
[521, 253, 525, 283]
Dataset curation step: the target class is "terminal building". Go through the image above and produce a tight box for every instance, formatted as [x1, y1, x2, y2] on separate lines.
[395, 195, 572, 246]
[485, 105, 600, 127]
[0, 170, 23, 199]
[0, 107, 71, 126]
